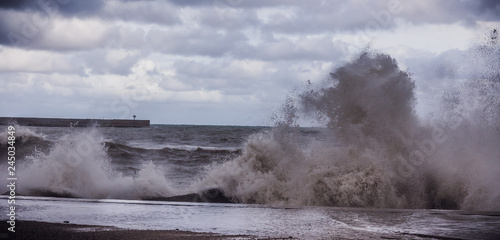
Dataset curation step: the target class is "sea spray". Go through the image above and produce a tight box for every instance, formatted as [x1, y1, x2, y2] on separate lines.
[199, 49, 500, 210]
[199, 53, 417, 208]
[3, 127, 177, 199]
[425, 31, 500, 210]
[198, 129, 406, 207]
[0, 125, 46, 145]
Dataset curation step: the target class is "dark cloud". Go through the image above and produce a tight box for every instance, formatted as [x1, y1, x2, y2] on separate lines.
[475, 0, 500, 9]
[0, 0, 104, 16]
[0, 0, 105, 48]
[400, 0, 500, 26]
[0, 10, 46, 46]
[466, 0, 500, 21]
[0, 10, 119, 51]
[2, 0, 498, 49]
[57, 0, 104, 17]
[0, 0, 31, 9]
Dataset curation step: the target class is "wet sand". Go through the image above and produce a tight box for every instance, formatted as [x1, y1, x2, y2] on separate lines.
[0, 220, 298, 240]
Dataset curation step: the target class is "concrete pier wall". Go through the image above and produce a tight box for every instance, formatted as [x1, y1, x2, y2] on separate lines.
[0, 117, 150, 128]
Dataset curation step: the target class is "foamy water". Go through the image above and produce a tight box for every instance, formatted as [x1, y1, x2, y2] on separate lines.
[1, 196, 499, 239]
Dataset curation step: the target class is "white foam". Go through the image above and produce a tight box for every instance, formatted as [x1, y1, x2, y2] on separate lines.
[0, 125, 47, 145]
[13, 128, 177, 199]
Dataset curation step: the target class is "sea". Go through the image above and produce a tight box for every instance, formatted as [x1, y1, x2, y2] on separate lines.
[1, 52, 500, 239]
[0, 124, 498, 239]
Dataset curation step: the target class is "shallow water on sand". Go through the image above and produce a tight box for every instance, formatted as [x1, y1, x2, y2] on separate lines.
[2, 196, 499, 239]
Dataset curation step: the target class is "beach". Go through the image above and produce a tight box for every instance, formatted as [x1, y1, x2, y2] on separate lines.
[2, 195, 499, 240]
[0, 220, 271, 240]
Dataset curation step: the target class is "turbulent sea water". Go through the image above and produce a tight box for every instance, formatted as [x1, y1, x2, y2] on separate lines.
[0, 124, 499, 239]
[1, 49, 500, 239]
[0, 125, 264, 200]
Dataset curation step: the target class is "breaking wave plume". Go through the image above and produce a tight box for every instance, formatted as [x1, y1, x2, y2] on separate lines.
[0, 125, 46, 145]
[201, 44, 500, 210]
[11, 128, 177, 200]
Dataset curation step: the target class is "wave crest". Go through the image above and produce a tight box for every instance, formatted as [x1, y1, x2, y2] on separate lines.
[12, 129, 177, 200]
[0, 125, 47, 145]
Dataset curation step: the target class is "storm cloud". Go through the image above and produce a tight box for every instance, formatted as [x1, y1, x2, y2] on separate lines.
[0, 0, 498, 125]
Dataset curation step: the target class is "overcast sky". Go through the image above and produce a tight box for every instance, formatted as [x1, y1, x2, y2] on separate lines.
[0, 0, 499, 125]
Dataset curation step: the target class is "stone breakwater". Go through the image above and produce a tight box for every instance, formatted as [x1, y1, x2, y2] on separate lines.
[0, 117, 150, 128]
